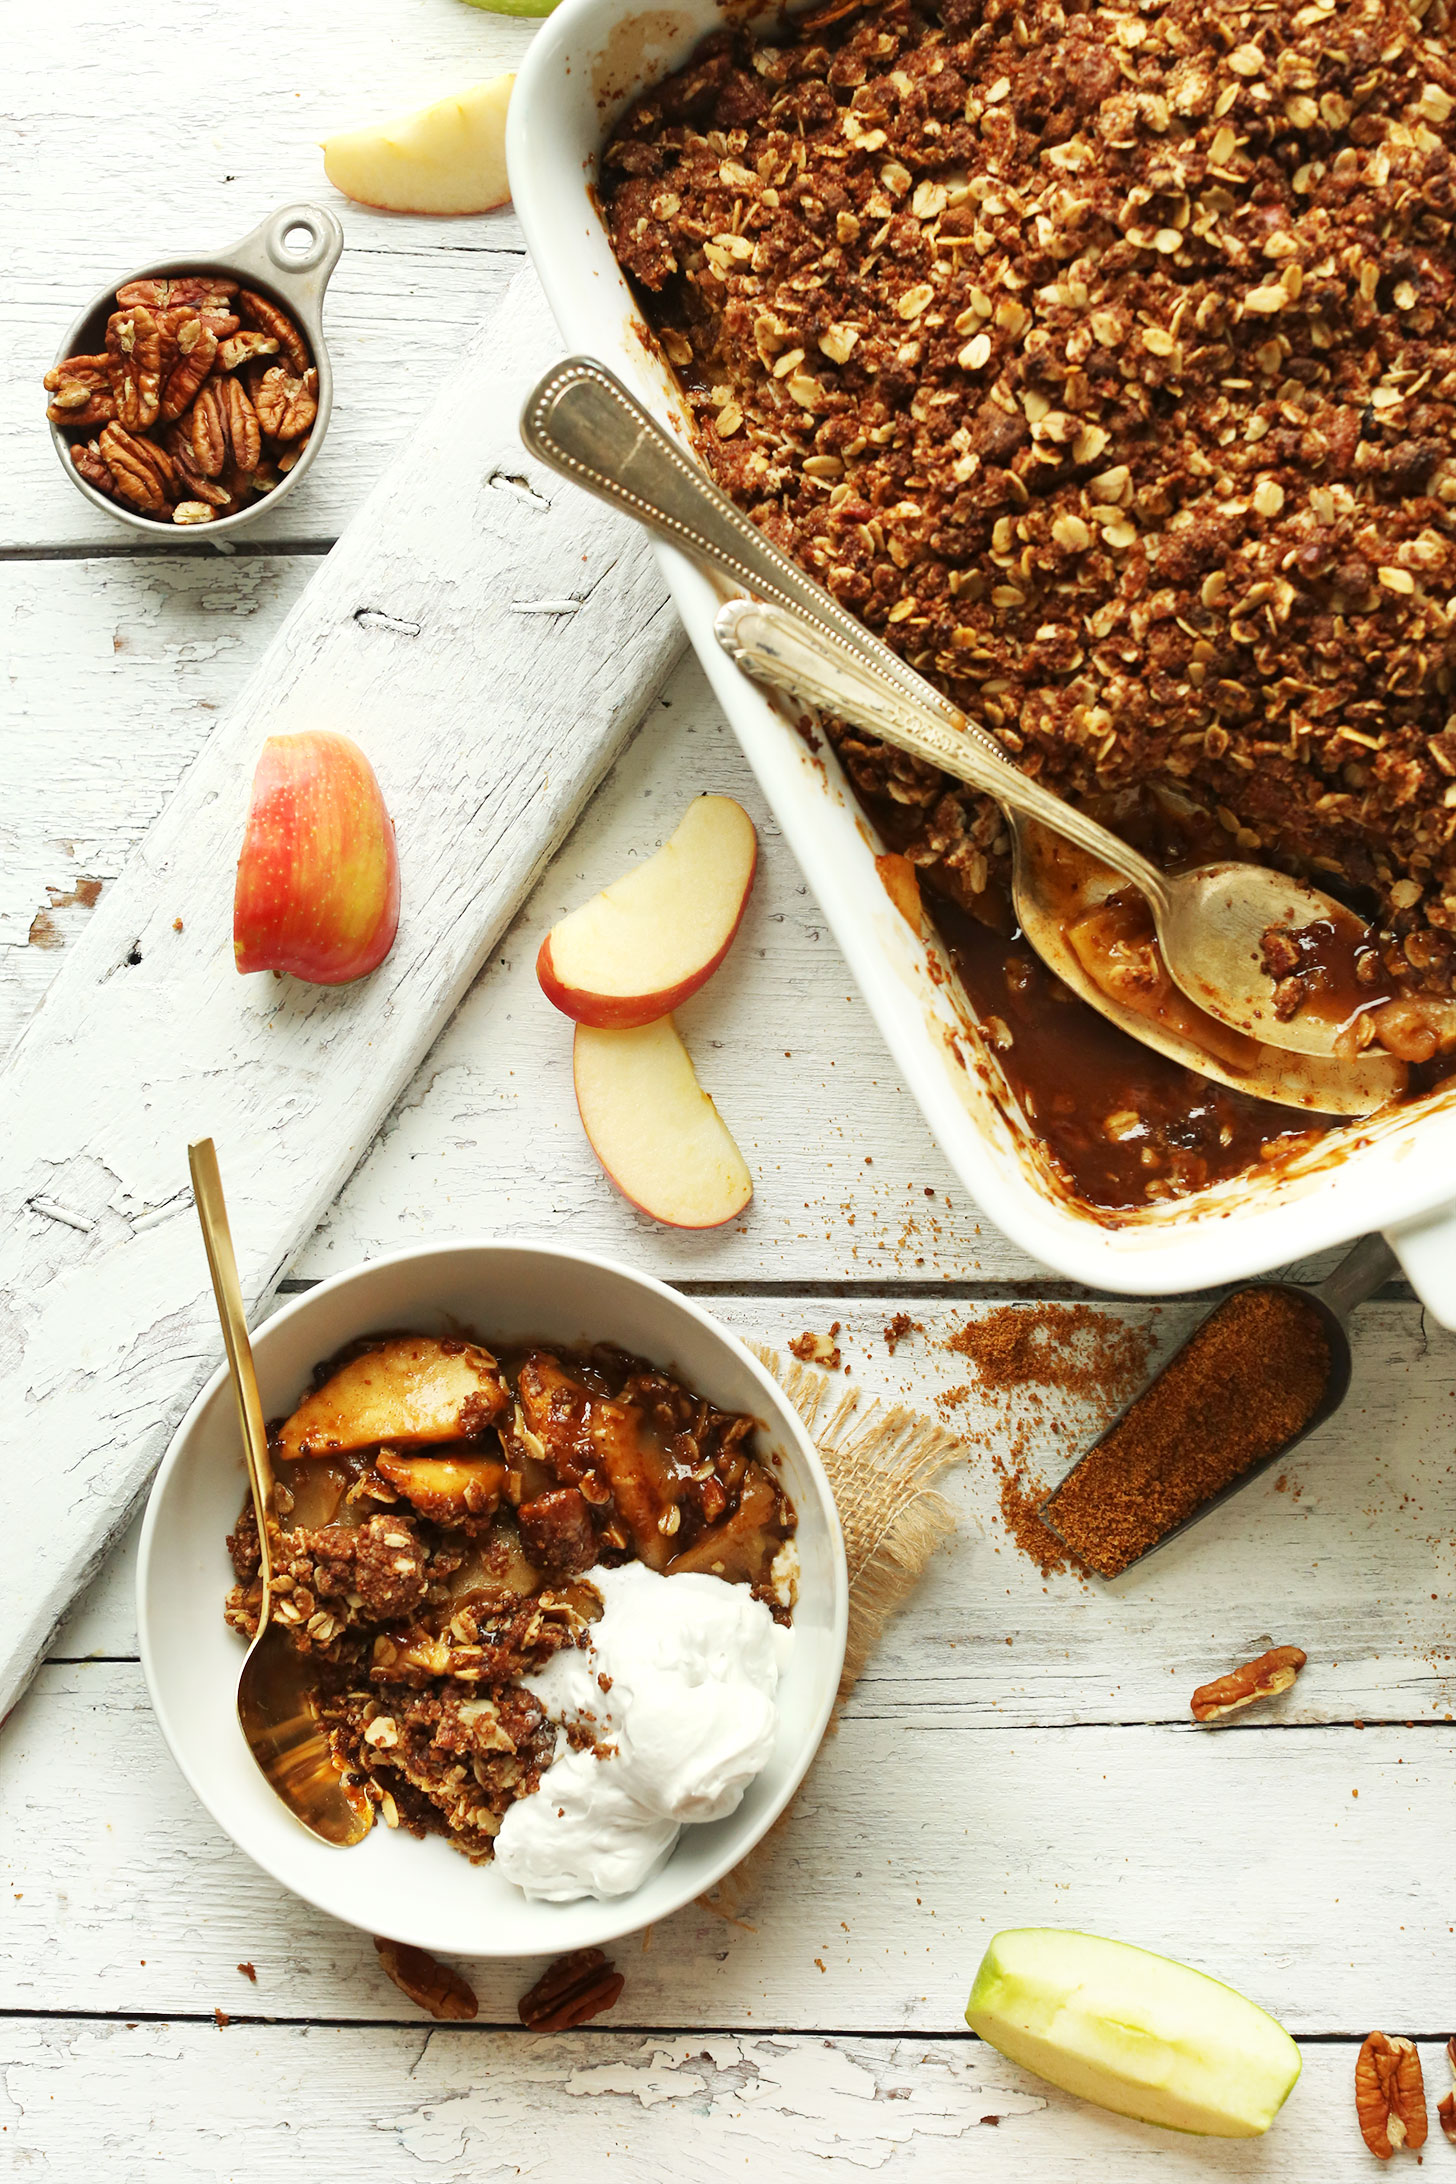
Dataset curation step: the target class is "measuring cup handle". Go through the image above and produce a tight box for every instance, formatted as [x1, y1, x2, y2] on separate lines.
[224, 202, 344, 327]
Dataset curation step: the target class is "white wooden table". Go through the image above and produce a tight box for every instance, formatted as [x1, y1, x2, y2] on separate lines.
[5, 1, 1455, 2172]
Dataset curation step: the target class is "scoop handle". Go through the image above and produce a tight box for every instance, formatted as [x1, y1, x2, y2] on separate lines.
[1315, 1232, 1398, 1320]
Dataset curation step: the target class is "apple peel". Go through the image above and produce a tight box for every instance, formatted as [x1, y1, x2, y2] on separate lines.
[538, 795, 758, 1028]
[573, 1017, 753, 1229]
[967, 1927, 1301, 2139]
[234, 729, 400, 985]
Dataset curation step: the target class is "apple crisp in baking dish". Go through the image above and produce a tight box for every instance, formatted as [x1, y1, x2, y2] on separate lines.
[602, 0, 1456, 1202]
[224, 1334, 797, 1860]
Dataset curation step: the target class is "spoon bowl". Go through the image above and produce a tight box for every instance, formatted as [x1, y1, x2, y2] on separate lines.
[1012, 820, 1406, 1117]
[713, 597, 1406, 1120]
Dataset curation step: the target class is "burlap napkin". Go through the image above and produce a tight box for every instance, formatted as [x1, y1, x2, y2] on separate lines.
[700, 1345, 963, 1916]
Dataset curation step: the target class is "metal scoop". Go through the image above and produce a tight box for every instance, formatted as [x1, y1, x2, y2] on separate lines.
[519, 359, 1403, 1102]
[1038, 1231, 1396, 1577]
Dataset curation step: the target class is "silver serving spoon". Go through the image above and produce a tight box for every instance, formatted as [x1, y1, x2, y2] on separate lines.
[1038, 1232, 1396, 1577]
[717, 599, 1402, 1118]
[519, 358, 1398, 1073]
[189, 1138, 371, 1847]
[519, 359, 1402, 1117]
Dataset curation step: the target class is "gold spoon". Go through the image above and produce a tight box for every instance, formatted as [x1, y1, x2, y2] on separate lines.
[189, 1137, 371, 1847]
[520, 359, 1399, 1067]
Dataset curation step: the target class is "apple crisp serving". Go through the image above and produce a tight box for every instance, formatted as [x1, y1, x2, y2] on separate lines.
[224, 1334, 796, 1861]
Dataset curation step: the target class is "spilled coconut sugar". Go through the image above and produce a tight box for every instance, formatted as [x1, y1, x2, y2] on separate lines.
[938, 1304, 1158, 1578]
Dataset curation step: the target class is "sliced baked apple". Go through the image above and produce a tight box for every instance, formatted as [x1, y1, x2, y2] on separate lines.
[573, 1018, 753, 1229]
[374, 1447, 508, 1522]
[322, 76, 514, 216]
[276, 1336, 507, 1459]
[668, 1459, 783, 1585]
[538, 795, 758, 1028]
[590, 1397, 682, 1571]
[513, 1352, 598, 1487]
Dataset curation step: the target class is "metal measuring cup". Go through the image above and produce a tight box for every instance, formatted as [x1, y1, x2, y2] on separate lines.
[1039, 1232, 1398, 1577]
[48, 200, 344, 538]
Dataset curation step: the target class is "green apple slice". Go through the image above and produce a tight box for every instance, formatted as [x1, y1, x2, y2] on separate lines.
[966, 1929, 1301, 2138]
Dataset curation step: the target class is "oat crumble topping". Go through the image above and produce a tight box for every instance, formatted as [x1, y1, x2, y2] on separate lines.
[225, 1337, 795, 1862]
[604, 0, 1456, 995]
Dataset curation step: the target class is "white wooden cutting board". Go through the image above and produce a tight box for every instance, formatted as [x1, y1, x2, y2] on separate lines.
[0, 265, 682, 1718]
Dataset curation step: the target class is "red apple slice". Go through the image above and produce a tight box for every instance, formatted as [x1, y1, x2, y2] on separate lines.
[573, 1018, 753, 1229]
[538, 795, 757, 1027]
[234, 730, 400, 985]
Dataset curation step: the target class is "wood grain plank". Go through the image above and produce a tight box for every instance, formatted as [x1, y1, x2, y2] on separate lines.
[1, 556, 315, 1049]
[54, 1293, 1450, 1720]
[0, 555, 1034, 1281]
[0, 268, 684, 1718]
[0, 2019, 1383, 2180]
[1, 1658, 1450, 2032]
[2, 0, 537, 548]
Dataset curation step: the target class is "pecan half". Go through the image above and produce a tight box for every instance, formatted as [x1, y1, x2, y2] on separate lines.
[161, 419, 233, 506]
[1356, 2032, 1428, 2158]
[250, 361, 318, 441]
[117, 274, 237, 311]
[216, 330, 279, 373]
[44, 354, 116, 429]
[373, 1937, 478, 2022]
[188, 381, 228, 477]
[158, 313, 218, 422]
[221, 375, 261, 471]
[237, 287, 309, 373]
[518, 1948, 625, 2031]
[173, 500, 216, 525]
[105, 305, 163, 431]
[1190, 1646, 1306, 1723]
[71, 438, 117, 496]
[1439, 2091, 1456, 2144]
[97, 423, 175, 515]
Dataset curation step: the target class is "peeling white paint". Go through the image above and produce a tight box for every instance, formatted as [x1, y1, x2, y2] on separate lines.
[0, 270, 682, 1718]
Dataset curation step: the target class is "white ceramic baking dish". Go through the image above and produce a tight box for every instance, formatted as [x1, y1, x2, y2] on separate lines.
[508, 0, 1456, 1321]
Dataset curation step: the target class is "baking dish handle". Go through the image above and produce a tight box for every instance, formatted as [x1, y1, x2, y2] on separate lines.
[1384, 1205, 1456, 1328]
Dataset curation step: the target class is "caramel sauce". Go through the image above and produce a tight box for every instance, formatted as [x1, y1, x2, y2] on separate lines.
[938, 895, 1325, 1211]
[1063, 892, 1262, 1075]
[1261, 910, 1400, 1044]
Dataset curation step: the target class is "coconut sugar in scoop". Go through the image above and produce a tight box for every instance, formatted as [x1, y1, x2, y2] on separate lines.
[1040, 1234, 1395, 1578]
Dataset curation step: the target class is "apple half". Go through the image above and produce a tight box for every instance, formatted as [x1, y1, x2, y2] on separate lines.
[967, 1928, 1301, 2138]
[574, 1018, 753, 1228]
[234, 730, 400, 985]
[322, 75, 514, 216]
[538, 795, 758, 1028]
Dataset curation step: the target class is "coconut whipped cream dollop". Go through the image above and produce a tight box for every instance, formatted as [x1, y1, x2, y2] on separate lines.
[494, 1561, 791, 1902]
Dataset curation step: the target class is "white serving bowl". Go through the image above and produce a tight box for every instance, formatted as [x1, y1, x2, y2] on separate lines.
[138, 1240, 848, 1956]
[508, 0, 1456, 1323]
